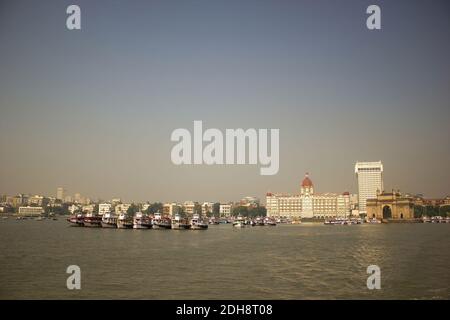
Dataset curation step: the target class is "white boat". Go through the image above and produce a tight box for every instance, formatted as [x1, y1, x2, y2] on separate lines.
[324, 217, 352, 225]
[152, 212, 172, 229]
[133, 212, 152, 229]
[117, 213, 133, 229]
[171, 214, 190, 230]
[101, 212, 117, 228]
[264, 217, 277, 226]
[190, 214, 208, 230]
[255, 217, 265, 226]
[67, 213, 84, 226]
[233, 216, 246, 228]
[83, 212, 102, 227]
[366, 218, 381, 224]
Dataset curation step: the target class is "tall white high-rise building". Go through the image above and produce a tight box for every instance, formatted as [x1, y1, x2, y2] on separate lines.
[355, 161, 384, 215]
[56, 187, 65, 201]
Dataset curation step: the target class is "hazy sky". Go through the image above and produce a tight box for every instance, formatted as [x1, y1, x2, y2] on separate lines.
[1, 0, 449, 203]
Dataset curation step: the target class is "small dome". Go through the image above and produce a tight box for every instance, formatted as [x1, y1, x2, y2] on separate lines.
[301, 173, 313, 187]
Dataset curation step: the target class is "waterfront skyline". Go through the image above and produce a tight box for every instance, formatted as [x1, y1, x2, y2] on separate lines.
[1, 0, 450, 202]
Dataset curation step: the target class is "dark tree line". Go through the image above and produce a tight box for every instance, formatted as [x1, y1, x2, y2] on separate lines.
[414, 205, 450, 218]
[231, 205, 267, 218]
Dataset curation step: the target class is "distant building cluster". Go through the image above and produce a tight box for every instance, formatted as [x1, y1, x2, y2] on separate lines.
[1, 160, 449, 220]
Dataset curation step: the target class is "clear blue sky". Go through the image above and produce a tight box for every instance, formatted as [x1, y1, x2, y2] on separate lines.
[0, 0, 449, 202]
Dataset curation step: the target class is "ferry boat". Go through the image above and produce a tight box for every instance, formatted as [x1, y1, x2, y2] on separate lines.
[133, 212, 152, 229]
[264, 217, 277, 226]
[152, 212, 172, 229]
[67, 213, 84, 226]
[116, 213, 133, 229]
[255, 217, 265, 226]
[366, 218, 381, 224]
[171, 214, 190, 230]
[208, 217, 220, 225]
[324, 217, 350, 225]
[431, 216, 449, 223]
[101, 212, 117, 228]
[233, 215, 246, 228]
[83, 212, 102, 227]
[190, 214, 208, 230]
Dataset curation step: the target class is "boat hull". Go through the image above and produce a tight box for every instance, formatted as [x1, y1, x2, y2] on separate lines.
[233, 223, 246, 228]
[101, 222, 117, 228]
[191, 224, 208, 230]
[117, 221, 133, 229]
[172, 223, 190, 230]
[152, 222, 172, 229]
[83, 221, 102, 227]
[133, 223, 152, 229]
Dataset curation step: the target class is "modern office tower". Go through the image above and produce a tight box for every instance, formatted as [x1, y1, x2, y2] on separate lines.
[74, 193, 81, 203]
[355, 161, 384, 216]
[56, 187, 65, 201]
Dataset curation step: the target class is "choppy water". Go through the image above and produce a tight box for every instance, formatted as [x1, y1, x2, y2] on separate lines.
[0, 219, 449, 299]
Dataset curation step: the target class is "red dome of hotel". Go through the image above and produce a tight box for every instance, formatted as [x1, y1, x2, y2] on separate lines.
[301, 173, 313, 187]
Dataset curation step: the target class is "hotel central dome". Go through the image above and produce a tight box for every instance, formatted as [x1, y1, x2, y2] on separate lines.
[301, 173, 313, 187]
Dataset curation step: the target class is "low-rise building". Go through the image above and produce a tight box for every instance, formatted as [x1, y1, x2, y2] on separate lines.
[183, 201, 196, 215]
[99, 203, 112, 215]
[18, 206, 44, 216]
[163, 203, 182, 216]
[115, 203, 131, 215]
[219, 204, 232, 217]
[201, 202, 214, 215]
[82, 204, 95, 214]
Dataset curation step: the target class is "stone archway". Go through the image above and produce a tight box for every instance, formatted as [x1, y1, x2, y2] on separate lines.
[383, 205, 392, 219]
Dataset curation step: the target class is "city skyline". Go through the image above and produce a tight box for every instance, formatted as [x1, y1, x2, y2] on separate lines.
[1, 159, 448, 205]
[1, 0, 450, 202]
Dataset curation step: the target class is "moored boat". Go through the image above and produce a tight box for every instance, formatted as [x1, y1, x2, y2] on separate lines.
[171, 214, 190, 230]
[208, 217, 220, 225]
[117, 213, 133, 229]
[101, 212, 118, 228]
[67, 213, 84, 226]
[366, 218, 381, 224]
[152, 212, 172, 229]
[83, 212, 102, 227]
[233, 215, 246, 228]
[264, 217, 277, 226]
[133, 212, 152, 229]
[255, 217, 265, 226]
[190, 214, 208, 230]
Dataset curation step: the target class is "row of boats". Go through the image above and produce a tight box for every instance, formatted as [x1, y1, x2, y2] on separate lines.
[68, 212, 278, 229]
[422, 216, 450, 223]
[324, 217, 379, 225]
[68, 212, 209, 230]
[232, 216, 277, 227]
